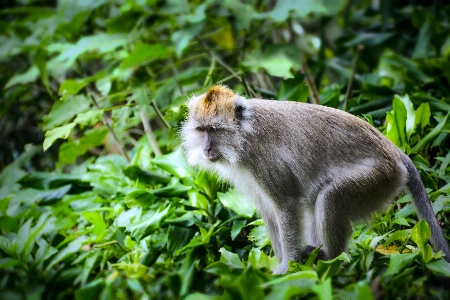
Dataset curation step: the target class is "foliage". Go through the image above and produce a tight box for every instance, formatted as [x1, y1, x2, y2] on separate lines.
[1, 0, 450, 299]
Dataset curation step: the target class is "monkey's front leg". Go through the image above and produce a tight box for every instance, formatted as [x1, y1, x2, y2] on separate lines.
[271, 202, 304, 275]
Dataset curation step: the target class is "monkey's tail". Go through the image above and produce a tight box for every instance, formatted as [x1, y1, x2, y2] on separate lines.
[401, 154, 450, 262]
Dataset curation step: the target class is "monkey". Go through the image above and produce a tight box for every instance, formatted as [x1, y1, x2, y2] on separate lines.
[180, 84, 450, 274]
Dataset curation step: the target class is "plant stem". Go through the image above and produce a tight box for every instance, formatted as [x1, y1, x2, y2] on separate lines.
[90, 94, 131, 163]
[140, 110, 162, 156]
[343, 44, 364, 111]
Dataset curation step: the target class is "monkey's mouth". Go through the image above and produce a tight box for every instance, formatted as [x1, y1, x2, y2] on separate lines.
[207, 155, 221, 162]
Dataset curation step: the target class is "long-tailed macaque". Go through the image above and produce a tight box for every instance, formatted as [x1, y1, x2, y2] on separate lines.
[181, 85, 450, 274]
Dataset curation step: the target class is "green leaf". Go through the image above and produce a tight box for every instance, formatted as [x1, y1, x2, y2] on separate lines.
[83, 211, 107, 236]
[120, 44, 169, 69]
[123, 190, 158, 207]
[410, 112, 450, 154]
[395, 95, 415, 139]
[384, 252, 419, 276]
[58, 80, 88, 99]
[426, 259, 450, 276]
[414, 102, 431, 130]
[316, 252, 350, 280]
[223, 0, 256, 31]
[278, 75, 309, 103]
[59, 127, 109, 165]
[4, 65, 40, 89]
[45, 237, 87, 273]
[171, 21, 205, 58]
[411, 220, 433, 262]
[312, 277, 333, 300]
[43, 122, 76, 151]
[262, 0, 327, 22]
[167, 226, 196, 254]
[74, 110, 103, 126]
[42, 95, 91, 130]
[150, 181, 192, 197]
[385, 96, 408, 151]
[50, 33, 128, 66]
[151, 148, 196, 178]
[248, 224, 270, 248]
[231, 220, 246, 240]
[127, 204, 172, 240]
[218, 190, 255, 218]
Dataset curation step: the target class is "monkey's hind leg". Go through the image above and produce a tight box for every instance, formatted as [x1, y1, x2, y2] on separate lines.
[314, 161, 403, 259]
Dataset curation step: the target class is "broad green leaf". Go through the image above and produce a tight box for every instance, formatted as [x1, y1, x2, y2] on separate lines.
[223, 0, 256, 31]
[43, 122, 76, 151]
[45, 237, 87, 273]
[316, 252, 350, 280]
[385, 96, 408, 151]
[149, 181, 192, 197]
[410, 112, 450, 154]
[264, 270, 318, 287]
[385, 230, 408, 245]
[278, 75, 309, 103]
[42, 95, 91, 130]
[120, 44, 169, 69]
[184, 293, 221, 300]
[412, 21, 431, 59]
[248, 225, 270, 248]
[58, 79, 87, 99]
[247, 248, 278, 271]
[59, 127, 109, 165]
[312, 277, 333, 300]
[231, 220, 246, 240]
[4, 65, 39, 89]
[426, 259, 450, 276]
[123, 190, 158, 207]
[188, 190, 209, 210]
[262, 0, 327, 22]
[171, 21, 205, 58]
[83, 211, 107, 236]
[167, 226, 196, 254]
[411, 220, 433, 262]
[395, 95, 415, 139]
[219, 247, 243, 267]
[127, 204, 172, 240]
[384, 252, 419, 276]
[123, 166, 171, 185]
[414, 102, 430, 130]
[151, 148, 196, 178]
[74, 110, 103, 126]
[218, 190, 255, 218]
[50, 33, 128, 65]
[243, 55, 293, 79]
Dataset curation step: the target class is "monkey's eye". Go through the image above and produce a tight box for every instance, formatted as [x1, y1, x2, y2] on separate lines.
[196, 126, 206, 132]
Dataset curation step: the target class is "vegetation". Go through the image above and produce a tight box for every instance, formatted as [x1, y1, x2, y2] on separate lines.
[1, 0, 450, 299]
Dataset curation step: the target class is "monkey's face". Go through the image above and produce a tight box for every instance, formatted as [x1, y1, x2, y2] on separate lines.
[181, 112, 243, 167]
[181, 85, 250, 169]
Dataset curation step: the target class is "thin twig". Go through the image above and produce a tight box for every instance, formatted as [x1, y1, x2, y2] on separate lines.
[343, 44, 364, 111]
[90, 94, 130, 163]
[140, 110, 162, 156]
[150, 100, 170, 129]
[288, 19, 320, 104]
[301, 55, 321, 105]
[198, 37, 258, 98]
[203, 56, 216, 86]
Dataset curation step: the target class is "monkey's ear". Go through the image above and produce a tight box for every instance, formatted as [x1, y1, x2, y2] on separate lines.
[234, 104, 244, 122]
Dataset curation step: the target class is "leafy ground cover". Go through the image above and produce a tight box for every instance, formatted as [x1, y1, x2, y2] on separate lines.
[1, 0, 450, 299]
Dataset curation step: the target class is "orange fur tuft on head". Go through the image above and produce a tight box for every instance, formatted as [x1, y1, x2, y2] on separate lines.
[195, 85, 236, 119]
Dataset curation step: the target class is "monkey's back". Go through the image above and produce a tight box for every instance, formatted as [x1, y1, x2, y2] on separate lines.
[241, 99, 406, 205]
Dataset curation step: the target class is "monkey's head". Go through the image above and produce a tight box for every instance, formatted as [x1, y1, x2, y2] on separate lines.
[181, 85, 252, 168]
